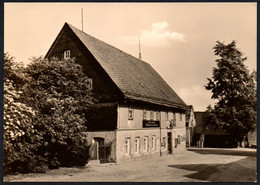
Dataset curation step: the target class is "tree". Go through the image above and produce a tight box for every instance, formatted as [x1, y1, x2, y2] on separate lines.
[205, 41, 256, 143]
[4, 53, 46, 174]
[23, 57, 96, 168]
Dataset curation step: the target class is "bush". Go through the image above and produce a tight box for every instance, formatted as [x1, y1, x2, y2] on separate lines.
[4, 54, 95, 174]
[23, 57, 95, 170]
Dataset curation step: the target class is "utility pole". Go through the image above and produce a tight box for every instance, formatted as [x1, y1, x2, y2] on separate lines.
[138, 35, 142, 60]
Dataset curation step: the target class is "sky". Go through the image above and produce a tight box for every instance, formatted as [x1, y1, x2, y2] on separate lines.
[4, 3, 257, 111]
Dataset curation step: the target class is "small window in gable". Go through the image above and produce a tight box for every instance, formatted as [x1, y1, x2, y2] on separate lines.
[128, 107, 134, 120]
[86, 78, 93, 90]
[64, 50, 70, 59]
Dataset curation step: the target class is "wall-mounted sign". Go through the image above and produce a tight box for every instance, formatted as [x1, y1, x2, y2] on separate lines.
[143, 120, 160, 127]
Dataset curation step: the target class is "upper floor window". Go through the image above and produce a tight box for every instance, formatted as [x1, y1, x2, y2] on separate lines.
[180, 113, 182, 121]
[128, 107, 134, 120]
[173, 113, 176, 120]
[165, 112, 169, 121]
[143, 109, 147, 120]
[64, 50, 70, 59]
[150, 111, 154, 120]
[156, 111, 160, 120]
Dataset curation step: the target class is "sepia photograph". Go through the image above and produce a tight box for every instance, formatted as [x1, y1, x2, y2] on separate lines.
[3, 2, 257, 182]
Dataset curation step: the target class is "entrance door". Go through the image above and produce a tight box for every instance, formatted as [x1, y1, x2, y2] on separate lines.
[167, 132, 172, 154]
[93, 137, 110, 163]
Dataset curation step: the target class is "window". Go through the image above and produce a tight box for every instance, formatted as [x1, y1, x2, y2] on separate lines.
[150, 111, 154, 120]
[64, 50, 70, 59]
[163, 137, 166, 147]
[143, 109, 147, 120]
[173, 113, 176, 120]
[156, 111, 160, 120]
[86, 78, 93, 90]
[152, 136, 156, 150]
[180, 113, 182, 121]
[144, 136, 149, 152]
[125, 138, 131, 155]
[128, 107, 134, 120]
[165, 112, 169, 121]
[134, 137, 140, 153]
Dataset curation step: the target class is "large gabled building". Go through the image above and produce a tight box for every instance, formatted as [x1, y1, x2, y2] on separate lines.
[46, 22, 189, 163]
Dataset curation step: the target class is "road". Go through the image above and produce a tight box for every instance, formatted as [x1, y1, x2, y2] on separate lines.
[4, 148, 257, 182]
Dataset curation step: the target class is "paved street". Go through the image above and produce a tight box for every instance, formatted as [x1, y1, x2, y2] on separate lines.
[5, 148, 256, 182]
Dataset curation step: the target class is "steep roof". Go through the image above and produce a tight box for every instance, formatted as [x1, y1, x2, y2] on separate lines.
[60, 23, 188, 110]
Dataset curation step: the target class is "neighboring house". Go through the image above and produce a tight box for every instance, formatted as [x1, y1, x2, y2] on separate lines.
[46, 23, 189, 163]
[192, 112, 236, 148]
[247, 131, 256, 148]
[185, 105, 196, 147]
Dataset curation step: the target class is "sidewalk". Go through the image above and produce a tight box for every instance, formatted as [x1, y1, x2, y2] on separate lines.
[187, 147, 257, 156]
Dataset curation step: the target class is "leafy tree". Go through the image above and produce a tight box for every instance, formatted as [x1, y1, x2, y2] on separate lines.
[4, 53, 47, 174]
[24, 57, 96, 168]
[205, 41, 256, 143]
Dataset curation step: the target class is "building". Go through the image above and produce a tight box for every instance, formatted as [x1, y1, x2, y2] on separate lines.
[247, 131, 256, 148]
[185, 105, 196, 147]
[191, 112, 236, 148]
[46, 22, 189, 163]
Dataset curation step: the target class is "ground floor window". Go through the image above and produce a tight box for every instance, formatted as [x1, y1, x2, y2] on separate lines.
[162, 137, 166, 147]
[144, 136, 149, 152]
[125, 138, 131, 155]
[152, 136, 156, 150]
[134, 137, 140, 153]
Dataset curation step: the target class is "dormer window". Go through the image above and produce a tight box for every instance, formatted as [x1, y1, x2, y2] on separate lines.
[64, 50, 70, 59]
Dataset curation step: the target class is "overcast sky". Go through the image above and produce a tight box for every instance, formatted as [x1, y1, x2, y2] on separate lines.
[4, 3, 257, 111]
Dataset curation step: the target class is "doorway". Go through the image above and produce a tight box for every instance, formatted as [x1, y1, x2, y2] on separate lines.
[92, 137, 110, 163]
[167, 132, 172, 154]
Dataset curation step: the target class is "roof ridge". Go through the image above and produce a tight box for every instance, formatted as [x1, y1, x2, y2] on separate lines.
[66, 22, 149, 65]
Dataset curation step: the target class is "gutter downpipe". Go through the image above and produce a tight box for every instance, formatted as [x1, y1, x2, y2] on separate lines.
[160, 111, 162, 157]
[115, 102, 120, 165]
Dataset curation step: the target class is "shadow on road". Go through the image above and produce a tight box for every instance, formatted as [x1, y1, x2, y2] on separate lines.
[168, 163, 220, 181]
[168, 157, 256, 182]
[187, 148, 256, 156]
